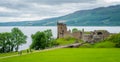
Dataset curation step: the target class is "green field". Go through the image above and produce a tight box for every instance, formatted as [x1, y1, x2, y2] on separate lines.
[0, 52, 18, 58]
[0, 48, 120, 62]
[0, 50, 32, 58]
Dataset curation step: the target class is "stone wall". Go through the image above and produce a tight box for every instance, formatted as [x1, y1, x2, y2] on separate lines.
[82, 34, 93, 42]
[57, 22, 110, 43]
[72, 32, 82, 39]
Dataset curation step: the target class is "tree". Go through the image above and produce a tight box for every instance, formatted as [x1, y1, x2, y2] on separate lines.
[0, 32, 12, 53]
[0, 28, 27, 53]
[31, 31, 46, 50]
[30, 29, 55, 50]
[44, 29, 53, 47]
[11, 28, 27, 52]
[4, 32, 13, 52]
[72, 28, 79, 33]
[0, 33, 6, 53]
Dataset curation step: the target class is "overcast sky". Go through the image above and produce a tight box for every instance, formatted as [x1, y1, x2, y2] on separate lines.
[0, 0, 120, 22]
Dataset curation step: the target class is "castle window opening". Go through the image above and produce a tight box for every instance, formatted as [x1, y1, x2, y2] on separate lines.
[97, 32, 102, 35]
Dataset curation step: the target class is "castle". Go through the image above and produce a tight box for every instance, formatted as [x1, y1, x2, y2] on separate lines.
[57, 22, 110, 43]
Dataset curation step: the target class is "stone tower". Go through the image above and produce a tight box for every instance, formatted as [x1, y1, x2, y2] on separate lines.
[82, 28, 84, 39]
[57, 22, 67, 38]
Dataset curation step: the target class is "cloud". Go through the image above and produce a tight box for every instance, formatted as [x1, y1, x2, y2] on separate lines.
[23, 0, 97, 5]
[0, 0, 120, 22]
[104, 0, 120, 3]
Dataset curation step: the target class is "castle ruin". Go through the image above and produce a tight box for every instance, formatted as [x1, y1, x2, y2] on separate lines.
[57, 22, 110, 43]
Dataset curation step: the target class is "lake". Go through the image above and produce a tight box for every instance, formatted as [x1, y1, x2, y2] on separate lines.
[0, 26, 120, 50]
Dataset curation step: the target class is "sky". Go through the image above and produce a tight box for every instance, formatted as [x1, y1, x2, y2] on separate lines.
[0, 0, 120, 22]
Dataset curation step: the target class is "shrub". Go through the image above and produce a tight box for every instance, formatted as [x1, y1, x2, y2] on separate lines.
[56, 37, 76, 45]
[107, 33, 120, 48]
[79, 43, 92, 48]
[93, 41, 115, 48]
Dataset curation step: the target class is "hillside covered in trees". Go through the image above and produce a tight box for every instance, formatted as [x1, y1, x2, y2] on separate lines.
[0, 5, 120, 26]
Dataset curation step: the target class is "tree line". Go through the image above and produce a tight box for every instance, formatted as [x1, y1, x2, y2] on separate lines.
[0, 28, 57, 53]
[1, 27, 120, 53]
[0, 28, 27, 53]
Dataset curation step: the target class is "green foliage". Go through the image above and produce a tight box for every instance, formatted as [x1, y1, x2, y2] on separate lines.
[107, 33, 120, 47]
[44, 29, 54, 47]
[30, 29, 56, 50]
[72, 28, 79, 33]
[80, 41, 115, 48]
[79, 43, 92, 48]
[56, 37, 76, 45]
[0, 28, 27, 53]
[84, 31, 91, 34]
[31, 32, 47, 50]
[108, 33, 120, 43]
[0, 32, 13, 53]
[11, 28, 27, 51]
[92, 41, 115, 48]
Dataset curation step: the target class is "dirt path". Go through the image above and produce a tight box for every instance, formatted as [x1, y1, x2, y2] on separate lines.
[0, 43, 81, 59]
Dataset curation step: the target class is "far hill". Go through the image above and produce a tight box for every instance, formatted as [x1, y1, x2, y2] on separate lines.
[0, 5, 120, 26]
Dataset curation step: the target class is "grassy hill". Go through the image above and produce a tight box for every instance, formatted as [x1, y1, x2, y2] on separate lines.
[0, 5, 120, 26]
[0, 48, 120, 62]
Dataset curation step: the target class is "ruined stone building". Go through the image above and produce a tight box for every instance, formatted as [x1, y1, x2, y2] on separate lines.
[57, 22, 110, 43]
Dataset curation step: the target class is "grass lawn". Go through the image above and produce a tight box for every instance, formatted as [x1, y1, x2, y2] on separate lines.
[0, 52, 18, 58]
[0, 50, 31, 58]
[56, 38, 82, 45]
[0, 48, 120, 62]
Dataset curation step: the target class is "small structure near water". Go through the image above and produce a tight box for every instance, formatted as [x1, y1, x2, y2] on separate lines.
[57, 22, 110, 43]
